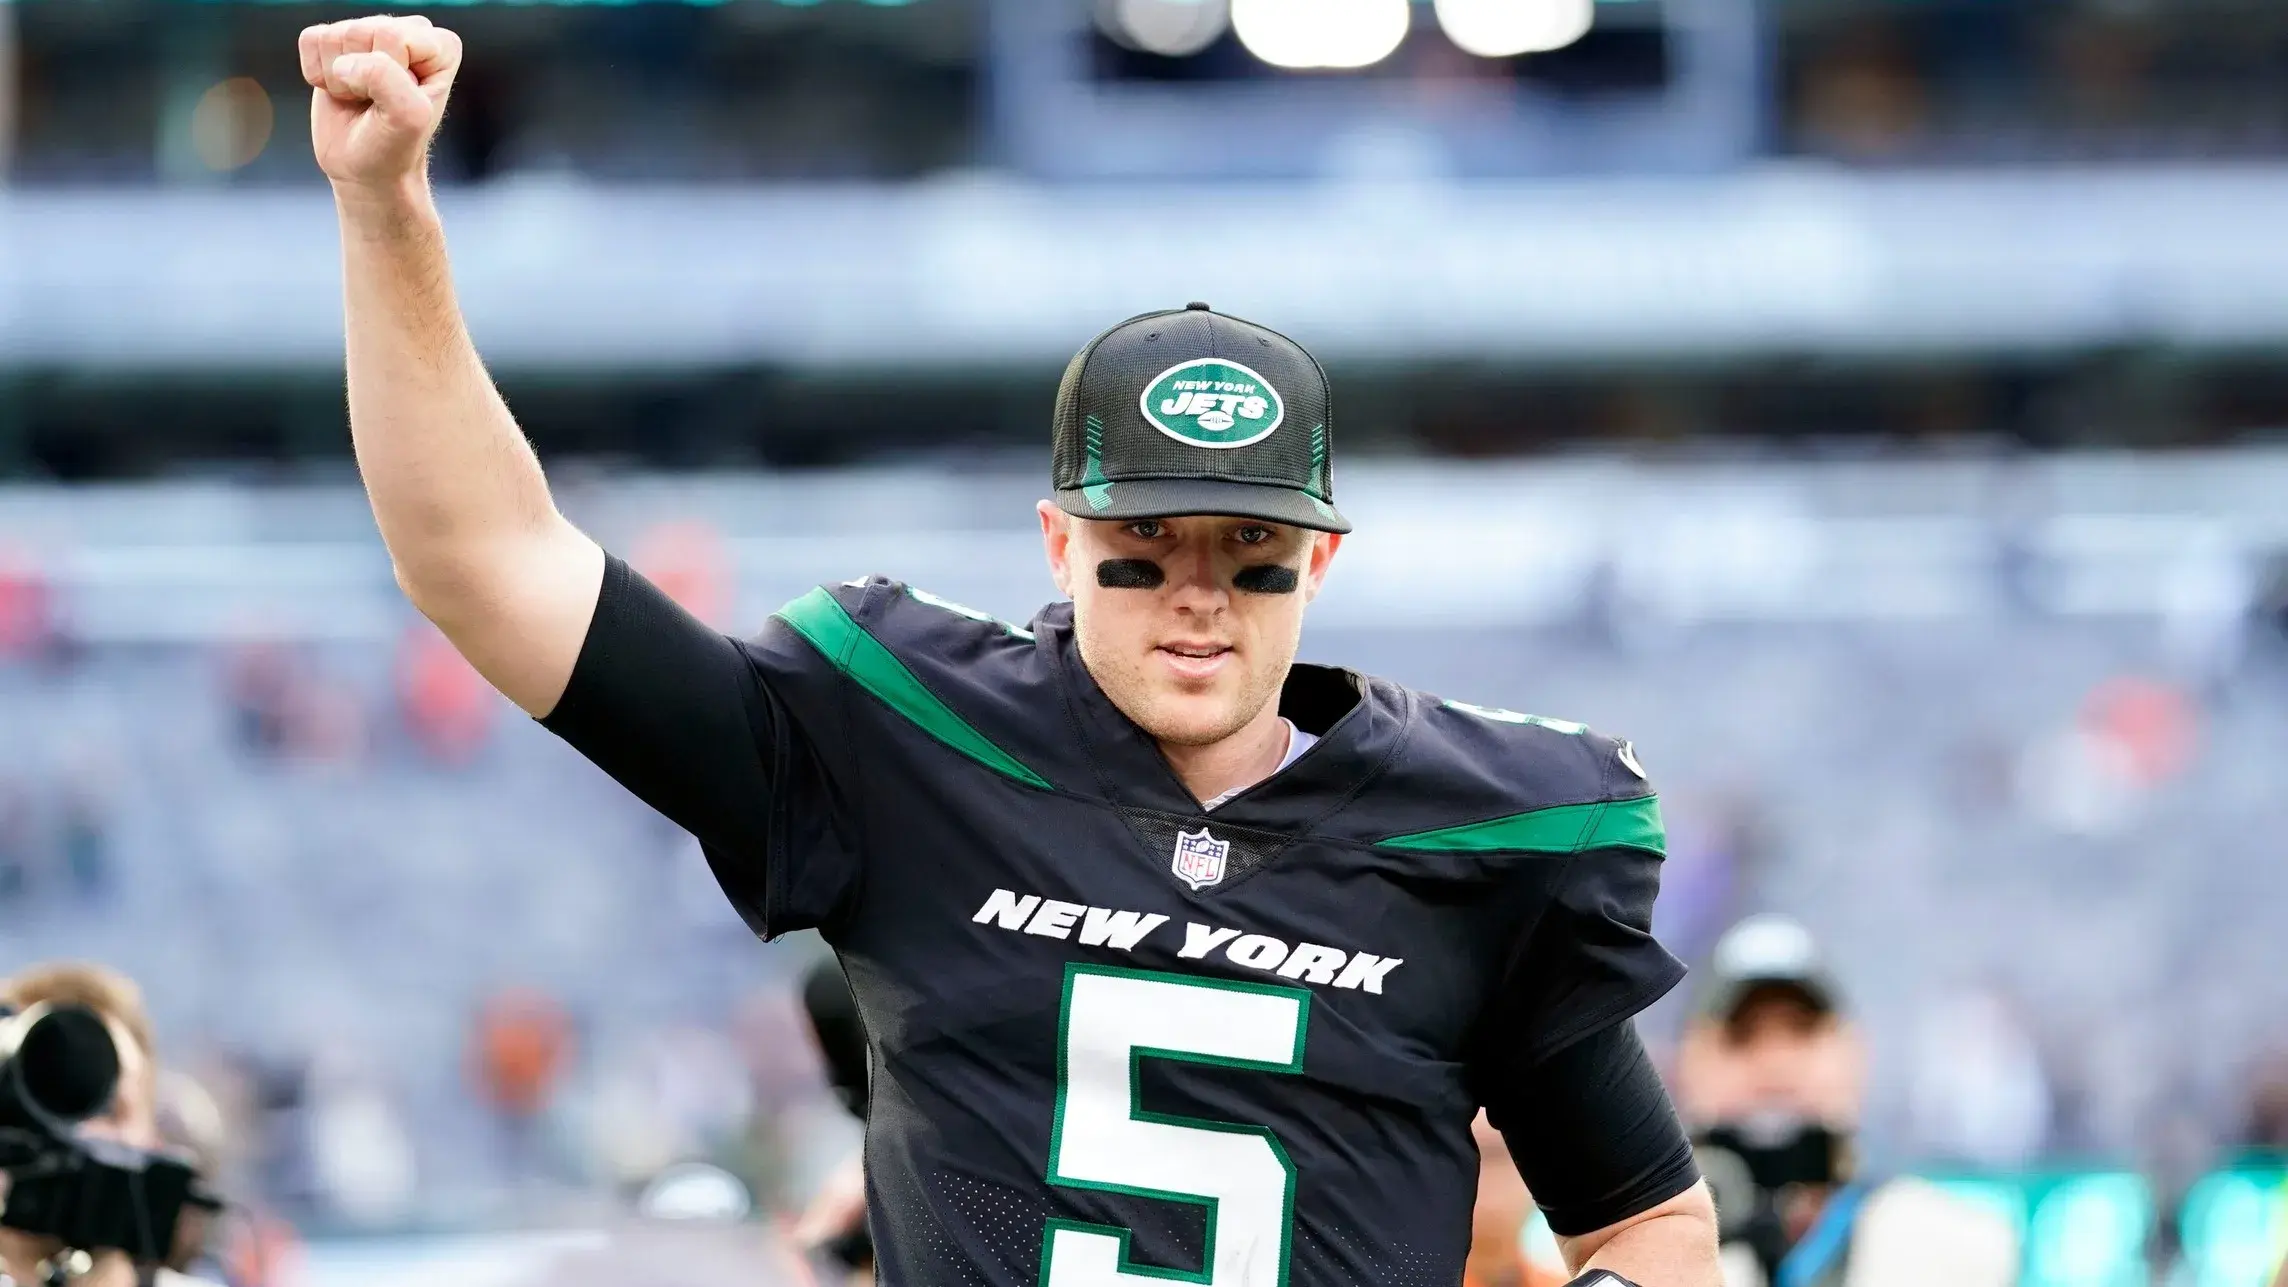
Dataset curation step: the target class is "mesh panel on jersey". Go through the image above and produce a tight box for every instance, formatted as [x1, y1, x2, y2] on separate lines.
[934, 1169, 1209, 1281]
[870, 1154, 992, 1287]
[1118, 807, 1297, 890]
[934, 1171, 1052, 1281]
[1294, 1221, 1469, 1287]
[1108, 1194, 1209, 1276]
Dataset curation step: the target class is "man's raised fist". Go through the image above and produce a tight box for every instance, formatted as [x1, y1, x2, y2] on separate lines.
[300, 14, 463, 192]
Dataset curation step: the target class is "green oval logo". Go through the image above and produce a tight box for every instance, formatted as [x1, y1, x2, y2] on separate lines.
[1139, 358, 1285, 449]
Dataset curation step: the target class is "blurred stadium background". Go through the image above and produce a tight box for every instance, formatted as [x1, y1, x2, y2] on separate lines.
[8, 0, 2288, 1283]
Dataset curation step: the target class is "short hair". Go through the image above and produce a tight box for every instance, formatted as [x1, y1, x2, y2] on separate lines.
[0, 961, 155, 1059]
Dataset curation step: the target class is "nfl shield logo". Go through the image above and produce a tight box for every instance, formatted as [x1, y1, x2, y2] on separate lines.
[1170, 827, 1230, 891]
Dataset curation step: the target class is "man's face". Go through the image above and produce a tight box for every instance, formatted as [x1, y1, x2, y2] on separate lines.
[1038, 504, 1341, 747]
[1676, 987, 1866, 1129]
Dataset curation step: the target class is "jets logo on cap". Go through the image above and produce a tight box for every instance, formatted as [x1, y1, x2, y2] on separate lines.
[1140, 359, 1285, 449]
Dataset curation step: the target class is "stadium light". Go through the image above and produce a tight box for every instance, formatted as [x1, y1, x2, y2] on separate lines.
[1232, 0, 1410, 71]
[1098, 0, 1231, 59]
[190, 78, 275, 173]
[1433, 0, 1596, 57]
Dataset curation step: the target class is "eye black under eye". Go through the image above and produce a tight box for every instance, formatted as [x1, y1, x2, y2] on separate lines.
[1232, 564, 1300, 594]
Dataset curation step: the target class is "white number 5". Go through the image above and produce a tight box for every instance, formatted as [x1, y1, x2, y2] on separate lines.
[1045, 965, 1311, 1287]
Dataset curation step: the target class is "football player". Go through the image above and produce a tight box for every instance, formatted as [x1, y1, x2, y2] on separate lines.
[302, 15, 1720, 1285]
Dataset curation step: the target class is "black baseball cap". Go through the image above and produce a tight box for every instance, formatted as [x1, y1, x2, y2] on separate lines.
[1695, 914, 1845, 1022]
[1051, 303, 1351, 534]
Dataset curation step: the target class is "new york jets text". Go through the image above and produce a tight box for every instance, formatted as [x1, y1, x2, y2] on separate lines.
[971, 889, 1406, 994]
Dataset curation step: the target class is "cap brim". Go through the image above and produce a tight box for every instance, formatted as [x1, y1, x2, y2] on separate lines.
[1054, 478, 1352, 534]
[1700, 974, 1843, 1023]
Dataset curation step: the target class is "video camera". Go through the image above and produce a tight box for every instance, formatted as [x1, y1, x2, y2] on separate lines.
[0, 1002, 222, 1265]
[1693, 1116, 1854, 1278]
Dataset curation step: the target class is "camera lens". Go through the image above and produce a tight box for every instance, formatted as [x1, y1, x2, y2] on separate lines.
[10, 1004, 122, 1124]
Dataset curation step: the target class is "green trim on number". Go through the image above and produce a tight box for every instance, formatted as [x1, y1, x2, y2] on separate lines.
[1042, 963, 1310, 1287]
[1378, 794, 1665, 857]
[774, 588, 1053, 791]
[1041, 1218, 1205, 1285]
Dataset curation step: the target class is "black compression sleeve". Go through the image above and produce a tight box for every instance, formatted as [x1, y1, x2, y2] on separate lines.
[1498, 1020, 1701, 1238]
[541, 556, 777, 869]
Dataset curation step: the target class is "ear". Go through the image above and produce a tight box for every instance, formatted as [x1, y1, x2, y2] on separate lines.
[1301, 532, 1344, 604]
[1038, 500, 1075, 598]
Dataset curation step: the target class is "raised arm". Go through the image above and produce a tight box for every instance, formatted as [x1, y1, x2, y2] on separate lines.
[303, 14, 602, 716]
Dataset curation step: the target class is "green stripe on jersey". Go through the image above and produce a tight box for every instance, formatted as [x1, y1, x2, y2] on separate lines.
[1379, 795, 1664, 856]
[775, 588, 1053, 792]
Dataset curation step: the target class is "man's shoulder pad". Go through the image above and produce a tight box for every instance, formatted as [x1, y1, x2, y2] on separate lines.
[808, 576, 1040, 648]
[768, 577, 1068, 792]
[1408, 693, 1652, 803]
[1344, 688, 1660, 856]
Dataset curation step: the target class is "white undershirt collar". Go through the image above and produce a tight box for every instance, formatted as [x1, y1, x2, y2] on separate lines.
[1200, 718, 1319, 812]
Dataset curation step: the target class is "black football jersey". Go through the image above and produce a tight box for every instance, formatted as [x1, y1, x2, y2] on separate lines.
[545, 563, 1684, 1287]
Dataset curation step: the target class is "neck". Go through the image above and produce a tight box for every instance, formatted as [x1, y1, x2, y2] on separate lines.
[1159, 703, 1290, 806]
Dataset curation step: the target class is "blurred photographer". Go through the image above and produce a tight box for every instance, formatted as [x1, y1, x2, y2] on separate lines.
[0, 963, 220, 1287]
[1675, 917, 2015, 1287]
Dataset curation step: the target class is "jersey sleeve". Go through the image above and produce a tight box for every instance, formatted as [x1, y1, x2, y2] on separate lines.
[1468, 827, 1690, 1231]
[1493, 1020, 1701, 1237]
[1500, 839, 1686, 1066]
[1516, 730, 1683, 1065]
[540, 556, 862, 939]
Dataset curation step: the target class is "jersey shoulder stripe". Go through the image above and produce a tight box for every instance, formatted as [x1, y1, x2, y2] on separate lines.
[1377, 793, 1663, 857]
[1333, 684, 1657, 846]
[774, 585, 1053, 791]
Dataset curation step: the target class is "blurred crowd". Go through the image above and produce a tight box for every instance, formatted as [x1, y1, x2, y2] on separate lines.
[1784, 1, 2288, 164]
[13, 0, 2288, 186]
[7, 1, 2288, 1282]
[0, 533, 2283, 1283]
[165, 969, 846, 1232]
